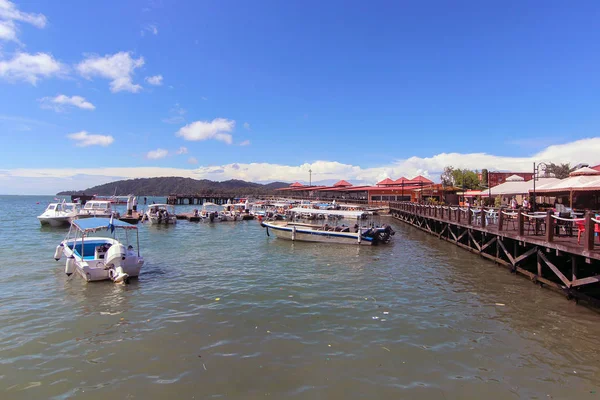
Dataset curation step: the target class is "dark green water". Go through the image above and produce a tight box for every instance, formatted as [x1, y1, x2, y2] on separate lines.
[1, 195, 600, 399]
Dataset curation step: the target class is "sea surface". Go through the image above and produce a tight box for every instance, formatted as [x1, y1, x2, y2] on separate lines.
[1, 195, 600, 399]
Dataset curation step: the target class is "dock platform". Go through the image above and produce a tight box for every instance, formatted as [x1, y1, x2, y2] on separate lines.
[119, 211, 143, 224]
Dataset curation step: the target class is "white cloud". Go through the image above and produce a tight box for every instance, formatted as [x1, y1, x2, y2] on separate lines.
[162, 103, 185, 124]
[243, 122, 250, 130]
[176, 146, 188, 154]
[145, 74, 163, 86]
[67, 131, 114, 147]
[0, 19, 17, 42]
[2, 138, 599, 195]
[0, 0, 47, 28]
[141, 23, 158, 36]
[162, 116, 185, 124]
[76, 51, 144, 93]
[0, 0, 46, 43]
[239, 140, 250, 146]
[176, 118, 235, 144]
[146, 148, 168, 159]
[40, 94, 95, 112]
[0, 52, 66, 84]
[188, 157, 198, 165]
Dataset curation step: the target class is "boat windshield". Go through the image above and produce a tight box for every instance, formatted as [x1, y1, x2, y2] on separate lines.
[84, 202, 110, 210]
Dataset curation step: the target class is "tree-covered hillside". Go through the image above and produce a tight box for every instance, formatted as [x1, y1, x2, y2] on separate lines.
[57, 177, 290, 196]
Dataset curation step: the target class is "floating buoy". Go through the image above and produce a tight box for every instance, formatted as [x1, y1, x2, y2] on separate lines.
[54, 244, 64, 260]
[65, 256, 75, 276]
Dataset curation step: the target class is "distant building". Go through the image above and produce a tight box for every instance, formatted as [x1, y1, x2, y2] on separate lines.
[480, 171, 534, 187]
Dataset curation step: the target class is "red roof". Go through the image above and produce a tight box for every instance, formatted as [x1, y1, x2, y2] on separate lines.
[289, 182, 304, 187]
[376, 178, 396, 186]
[410, 175, 433, 184]
[394, 177, 409, 184]
[333, 180, 352, 187]
[592, 164, 600, 172]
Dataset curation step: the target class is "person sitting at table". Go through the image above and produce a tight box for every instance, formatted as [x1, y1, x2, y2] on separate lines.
[522, 198, 530, 211]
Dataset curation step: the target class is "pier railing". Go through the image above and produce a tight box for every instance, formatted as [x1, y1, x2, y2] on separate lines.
[390, 202, 599, 252]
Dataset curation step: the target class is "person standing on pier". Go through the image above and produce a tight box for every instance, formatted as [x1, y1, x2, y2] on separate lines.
[510, 197, 518, 210]
[132, 196, 138, 212]
[522, 197, 530, 211]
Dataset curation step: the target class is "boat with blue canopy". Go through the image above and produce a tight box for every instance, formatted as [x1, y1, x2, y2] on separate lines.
[54, 217, 144, 283]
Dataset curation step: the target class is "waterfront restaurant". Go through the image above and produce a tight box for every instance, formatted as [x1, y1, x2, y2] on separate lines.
[275, 176, 446, 204]
[532, 167, 600, 210]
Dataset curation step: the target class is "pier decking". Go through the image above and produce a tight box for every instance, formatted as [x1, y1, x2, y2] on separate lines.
[167, 194, 237, 205]
[389, 202, 600, 307]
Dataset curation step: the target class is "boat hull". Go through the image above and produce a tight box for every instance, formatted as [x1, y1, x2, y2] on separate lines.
[61, 238, 144, 282]
[262, 221, 374, 245]
[38, 216, 71, 227]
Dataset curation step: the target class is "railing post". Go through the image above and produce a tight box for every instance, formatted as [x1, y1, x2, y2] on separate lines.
[440, 206, 444, 220]
[545, 210, 554, 243]
[517, 209, 524, 236]
[479, 206, 485, 228]
[434, 206, 438, 218]
[466, 206, 472, 225]
[498, 209, 504, 231]
[584, 211, 595, 251]
[457, 207, 461, 223]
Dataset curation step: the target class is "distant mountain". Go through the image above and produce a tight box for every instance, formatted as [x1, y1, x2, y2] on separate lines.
[57, 177, 290, 196]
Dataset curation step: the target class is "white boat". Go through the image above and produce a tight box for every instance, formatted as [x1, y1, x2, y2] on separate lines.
[54, 217, 144, 283]
[261, 208, 394, 245]
[143, 204, 177, 224]
[76, 200, 115, 219]
[200, 202, 223, 222]
[37, 202, 80, 227]
[261, 220, 395, 245]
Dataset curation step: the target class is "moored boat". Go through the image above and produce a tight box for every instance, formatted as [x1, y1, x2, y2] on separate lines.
[76, 200, 116, 219]
[38, 202, 80, 227]
[261, 220, 395, 245]
[54, 217, 144, 283]
[261, 208, 394, 245]
[142, 204, 177, 224]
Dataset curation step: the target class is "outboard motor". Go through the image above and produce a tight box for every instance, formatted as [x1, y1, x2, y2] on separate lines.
[109, 267, 129, 284]
[376, 225, 395, 244]
[105, 244, 127, 268]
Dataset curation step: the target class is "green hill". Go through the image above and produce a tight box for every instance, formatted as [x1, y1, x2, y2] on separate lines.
[57, 177, 290, 196]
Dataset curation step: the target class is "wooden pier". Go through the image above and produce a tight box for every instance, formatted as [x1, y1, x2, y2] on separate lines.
[389, 202, 600, 307]
[167, 194, 237, 205]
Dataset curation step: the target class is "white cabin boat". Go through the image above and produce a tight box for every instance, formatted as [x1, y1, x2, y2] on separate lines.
[200, 202, 223, 222]
[261, 208, 394, 245]
[143, 204, 177, 225]
[77, 200, 115, 219]
[37, 202, 80, 227]
[54, 217, 144, 283]
[261, 220, 395, 245]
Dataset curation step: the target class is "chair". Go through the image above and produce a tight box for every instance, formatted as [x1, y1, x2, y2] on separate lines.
[525, 215, 544, 235]
[576, 221, 600, 244]
[555, 212, 573, 237]
[485, 210, 498, 226]
[502, 212, 517, 231]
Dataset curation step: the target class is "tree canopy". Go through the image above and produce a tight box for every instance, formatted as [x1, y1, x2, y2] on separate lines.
[441, 166, 481, 190]
[542, 163, 573, 179]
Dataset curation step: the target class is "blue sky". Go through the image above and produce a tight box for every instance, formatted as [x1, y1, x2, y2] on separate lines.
[1, 0, 600, 194]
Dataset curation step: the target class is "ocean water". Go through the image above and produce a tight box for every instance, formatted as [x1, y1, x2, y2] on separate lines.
[1, 195, 600, 399]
